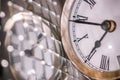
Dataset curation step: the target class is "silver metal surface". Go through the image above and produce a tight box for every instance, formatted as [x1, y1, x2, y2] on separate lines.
[1, 0, 90, 80]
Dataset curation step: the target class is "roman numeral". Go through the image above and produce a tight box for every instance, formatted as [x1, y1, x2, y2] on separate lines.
[74, 34, 88, 42]
[100, 55, 110, 70]
[117, 55, 120, 66]
[73, 15, 88, 21]
[84, 0, 96, 9]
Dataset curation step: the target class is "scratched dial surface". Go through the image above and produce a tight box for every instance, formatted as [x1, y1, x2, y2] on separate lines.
[69, 0, 120, 71]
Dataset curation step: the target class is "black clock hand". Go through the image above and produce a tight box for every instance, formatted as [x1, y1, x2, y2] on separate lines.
[85, 20, 116, 62]
[69, 19, 101, 26]
[69, 20, 116, 32]
[85, 30, 108, 63]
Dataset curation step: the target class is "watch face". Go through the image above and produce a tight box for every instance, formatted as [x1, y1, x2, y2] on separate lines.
[61, 0, 120, 79]
[4, 12, 59, 80]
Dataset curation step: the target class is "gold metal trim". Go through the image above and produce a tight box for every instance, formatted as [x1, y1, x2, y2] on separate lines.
[61, 0, 120, 79]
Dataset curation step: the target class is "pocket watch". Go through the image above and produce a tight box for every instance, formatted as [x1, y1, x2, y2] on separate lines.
[61, 0, 120, 79]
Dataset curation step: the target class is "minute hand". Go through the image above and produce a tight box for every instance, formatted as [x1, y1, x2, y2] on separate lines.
[69, 20, 116, 32]
[69, 20, 101, 26]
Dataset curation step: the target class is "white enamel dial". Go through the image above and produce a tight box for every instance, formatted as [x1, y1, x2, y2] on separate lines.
[69, 0, 120, 72]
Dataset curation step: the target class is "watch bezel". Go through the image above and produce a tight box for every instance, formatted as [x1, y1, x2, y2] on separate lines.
[61, 0, 120, 79]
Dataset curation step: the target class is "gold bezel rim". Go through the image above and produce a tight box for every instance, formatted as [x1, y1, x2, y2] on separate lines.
[61, 0, 120, 79]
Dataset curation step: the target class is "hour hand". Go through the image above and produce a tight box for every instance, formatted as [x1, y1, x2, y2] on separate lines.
[85, 29, 108, 62]
[85, 40, 101, 63]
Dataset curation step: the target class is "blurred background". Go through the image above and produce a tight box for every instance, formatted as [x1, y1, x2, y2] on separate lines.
[0, 0, 89, 80]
